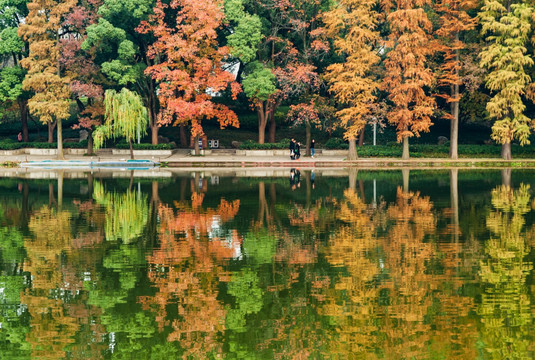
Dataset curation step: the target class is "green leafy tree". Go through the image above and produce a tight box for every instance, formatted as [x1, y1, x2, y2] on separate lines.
[82, 0, 163, 144]
[0, 0, 31, 141]
[93, 88, 148, 159]
[479, 0, 534, 160]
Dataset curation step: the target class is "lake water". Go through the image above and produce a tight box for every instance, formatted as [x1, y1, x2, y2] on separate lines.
[1, 169, 534, 359]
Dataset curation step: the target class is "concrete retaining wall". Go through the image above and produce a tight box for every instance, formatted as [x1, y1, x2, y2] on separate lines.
[322, 150, 348, 156]
[0, 148, 89, 156]
[112, 149, 174, 156]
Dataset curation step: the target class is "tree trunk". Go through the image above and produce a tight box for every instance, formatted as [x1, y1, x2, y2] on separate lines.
[48, 183, 56, 207]
[48, 121, 56, 143]
[258, 181, 266, 225]
[179, 124, 187, 148]
[151, 181, 160, 205]
[402, 137, 410, 160]
[57, 171, 64, 209]
[305, 171, 311, 207]
[348, 138, 358, 160]
[19, 100, 29, 142]
[501, 168, 512, 188]
[129, 139, 134, 160]
[151, 123, 159, 145]
[257, 105, 267, 144]
[402, 169, 410, 192]
[305, 121, 312, 156]
[450, 169, 459, 242]
[194, 135, 200, 155]
[501, 141, 512, 160]
[88, 173, 94, 198]
[358, 126, 365, 146]
[180, 178, 187, 201]
[268, 112, 276, 143]
[149, 93, 159, 145]
[87, 129, 94, 155]
[57, 118, 64, 160]
[359, 180, 365, 201]
[21, 182, 29, 231]
[450, 43, 460, 160]
[348, 168, 358, 191]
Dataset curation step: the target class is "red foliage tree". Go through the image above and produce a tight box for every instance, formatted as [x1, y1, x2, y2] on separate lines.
[138, 0, 241, 155]
[61, 0, 105, 154]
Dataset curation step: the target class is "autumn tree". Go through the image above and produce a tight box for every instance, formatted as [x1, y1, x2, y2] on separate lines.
[138, 0, 241, 155]
[0, 0, 31, 142]
[434, 0, 477, 159]
[228, 0, 330, 145]
[61, 0, 105, 155]
[323, 0, 381, 160]
[18, 0, 77, 159]
[286, 101, 322, 156]
[479, 0, 534, 160]
[93, 88, 148, 159]
[382, 0, 436, 160]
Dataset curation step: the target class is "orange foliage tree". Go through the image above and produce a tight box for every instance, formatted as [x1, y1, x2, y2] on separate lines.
[382, 0, 436, 159]
[138, 0, 241, 155]
[18, 0, 76, 159]
[323, 0, 381, 160]
[435, 0, 477, 159]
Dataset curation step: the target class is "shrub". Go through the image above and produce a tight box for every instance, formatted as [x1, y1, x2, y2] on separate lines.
[324, 138, 348, 149]
[239, 140, 289, 149]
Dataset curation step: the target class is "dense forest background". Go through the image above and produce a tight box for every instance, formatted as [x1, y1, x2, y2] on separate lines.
[1, 0, 535, 159]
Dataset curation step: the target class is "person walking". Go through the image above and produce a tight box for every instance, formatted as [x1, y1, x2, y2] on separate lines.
[310, 139, 315, 158]
[289, 138, 295, 160]
[295, 142, 301, 160]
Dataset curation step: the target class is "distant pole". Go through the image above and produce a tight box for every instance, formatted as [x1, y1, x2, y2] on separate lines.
[137, 125, 140, 144]
[373, 121, 377, 146]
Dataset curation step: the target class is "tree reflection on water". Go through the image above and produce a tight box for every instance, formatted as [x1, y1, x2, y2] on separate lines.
[0, 170, 534, 359]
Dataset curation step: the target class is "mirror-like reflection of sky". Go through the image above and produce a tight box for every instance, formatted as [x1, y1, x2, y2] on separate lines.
[1, 169, 534, 359]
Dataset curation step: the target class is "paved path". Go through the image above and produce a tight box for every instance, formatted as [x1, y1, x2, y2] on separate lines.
[2, 150, 535, 168]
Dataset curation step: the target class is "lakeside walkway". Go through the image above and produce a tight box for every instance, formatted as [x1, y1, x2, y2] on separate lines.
[2, 149, 535, 169]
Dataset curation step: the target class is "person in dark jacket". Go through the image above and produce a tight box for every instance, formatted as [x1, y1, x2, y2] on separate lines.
[289, 138, 295, 160]
[295, 142, 301, 160]
[310, 139, 315, 158]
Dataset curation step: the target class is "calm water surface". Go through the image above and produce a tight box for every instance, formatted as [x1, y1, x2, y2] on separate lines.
[1, 169, 535, 359]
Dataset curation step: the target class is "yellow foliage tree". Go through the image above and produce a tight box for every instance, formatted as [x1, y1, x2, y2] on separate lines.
[323, 0, 381, 160]
[18, 0, 76, 159]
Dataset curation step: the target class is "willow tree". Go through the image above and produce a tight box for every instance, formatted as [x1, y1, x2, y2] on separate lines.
[18, 0, 76, 159]
[479, 0, 534, 160]
[93, 88, 148, 159]
[382, 0, 436, 160]
[323, 0, 381, 160]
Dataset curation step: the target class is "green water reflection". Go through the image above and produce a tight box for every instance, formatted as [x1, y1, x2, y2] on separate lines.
[1, 170, 535, 359]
